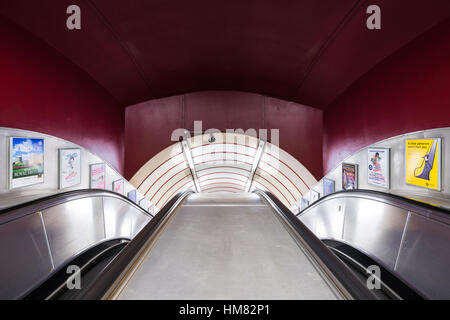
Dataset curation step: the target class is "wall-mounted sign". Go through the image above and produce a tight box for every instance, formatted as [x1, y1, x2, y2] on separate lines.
[310, 190, 320, 203]
[59, 148, 81, 189]
[405, 138, 441, 190]
[90, 163, 106, 189]
[300, 197, 309, 210]
[9, 137, 44, 189]
[112, 179, 124, 194]
[323, 178, 335, 196]
[290, 203, 300, 214]
[367, 148, 390, 189]
[342, 163, 358, 190]
[128, 189, 137, 203]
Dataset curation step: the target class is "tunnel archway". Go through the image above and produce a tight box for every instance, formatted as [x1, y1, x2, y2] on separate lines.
[130, 132, 317, 211]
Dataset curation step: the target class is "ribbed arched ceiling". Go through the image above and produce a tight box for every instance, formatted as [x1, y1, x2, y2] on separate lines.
[2, 1, 449, 107]
[130, 133, 316, 211]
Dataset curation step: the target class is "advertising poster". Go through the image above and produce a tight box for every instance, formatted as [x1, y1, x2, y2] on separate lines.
[128, 189, 137, 203]
[323, 178, 335, 196]
[405, 138, 441, 190]
[342, 163, 358, 190]
[290, 203, 300, 214]
[10, 137, 44, 189]
[367, 148, 390, 189]
[139, 197, 150, 211]
[300, 197, 309, 210]
[310, 190, 320, 203]
[113, 179, 124, 194]
[59, 148, 81, 189]
[90, 163, 106, 189]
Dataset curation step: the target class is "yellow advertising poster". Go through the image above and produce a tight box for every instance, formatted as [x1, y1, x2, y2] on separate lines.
[405, 138, 441, 190]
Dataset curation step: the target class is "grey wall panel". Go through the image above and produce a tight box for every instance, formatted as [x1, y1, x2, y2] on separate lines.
[395, 213, 450, 299]
[103, 197, 150, 239]
[42, 197, 105, 266]
[0, 213, 52, 299]
[342, 197, 407, 269]
[305, 198, 345, 240]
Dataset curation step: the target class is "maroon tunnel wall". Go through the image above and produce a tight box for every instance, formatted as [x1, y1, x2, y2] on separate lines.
[125, 91, 323, 180]
[0, 16, 125, 173]
[323, 18, 450, 174]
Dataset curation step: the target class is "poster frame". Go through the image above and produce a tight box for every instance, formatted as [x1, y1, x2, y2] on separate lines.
[58, 148, 81, 190]
[342, 162, 358, 191]
[405, 138, 441, 191]
[367, 147, 390, 189]
[322, 178, 335, 196]
[310, 189, 320, 203]
[9, 137, 45, 190]
[90, 162, 106, 189]
[112, 178, 125, 195]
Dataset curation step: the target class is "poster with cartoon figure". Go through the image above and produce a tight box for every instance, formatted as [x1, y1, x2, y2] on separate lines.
[10, 137, 44, 189]
[367, 148, 390, 189]
[90, 163, 106, 189]
[405, 138, 441, 190]
[59, 148, 81, 189]
[112, 179, 124, 194]
[342, 163, 358, 190]
[128, 189, 137, 203]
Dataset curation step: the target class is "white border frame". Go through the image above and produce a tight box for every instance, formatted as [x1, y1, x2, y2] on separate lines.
[58, 148, 81, 190]
[90, 162, 106, 189]
[367, 147, 390, 189]
[342, 162, 358, 190]
[112, 178, 125, 195]
[310, 189, 320, 203]
[405, 138, 442, 191]
[322, 178, 335, 196]
[9, 136, 45, 190]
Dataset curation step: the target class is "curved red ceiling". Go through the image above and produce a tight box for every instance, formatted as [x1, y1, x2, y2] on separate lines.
[1, 1, 450, 108]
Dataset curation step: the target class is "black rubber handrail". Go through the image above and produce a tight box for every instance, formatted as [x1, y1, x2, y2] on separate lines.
[296, 189, 450, 217]
[256, 190, 379, 300]
[0, 189, 153, 225]
[78, 190, 193, 300]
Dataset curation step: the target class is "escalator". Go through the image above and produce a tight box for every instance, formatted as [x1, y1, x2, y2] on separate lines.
[296, 189, 450, 300]
[0, 189, 152, 300]
[1, 188, 448, 300]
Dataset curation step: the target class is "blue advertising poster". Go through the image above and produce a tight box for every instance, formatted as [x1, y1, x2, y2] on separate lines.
[10, 137, 44, 189]
[128, 189, 137, 203]
[323, 178, 335, 196]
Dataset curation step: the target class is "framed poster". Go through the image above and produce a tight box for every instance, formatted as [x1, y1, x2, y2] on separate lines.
[405, 138, 441, 190]
[367, 148, 390, 189]
[9, 137, 44, 189]
[139, 197, 150, 211]
[300, 197, 309, 210]
[310, 190, 320, 203]
[112, 179, 124, 194]
[290, 203, 300, 215]
[90, 163, 106, 189]
[342, 163, 358, 190]
[59, 148, 81, 189]
[323, 178, 335, 196]
[128, 189, 137, 203]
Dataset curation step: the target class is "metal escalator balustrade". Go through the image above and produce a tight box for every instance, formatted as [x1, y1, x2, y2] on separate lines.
[297, 189, 450, 299]
[0, 189, 152, 300]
